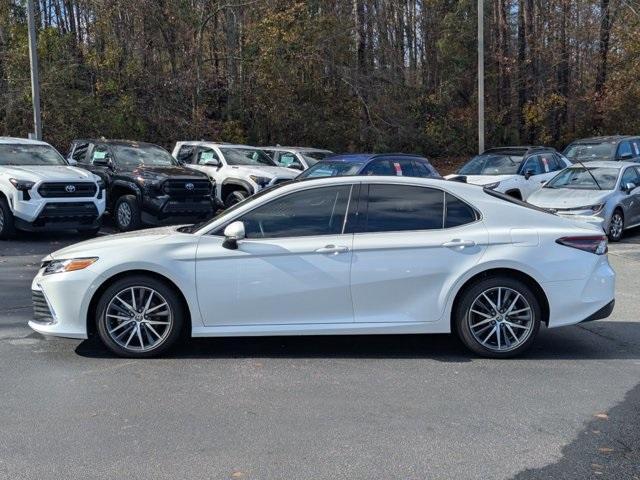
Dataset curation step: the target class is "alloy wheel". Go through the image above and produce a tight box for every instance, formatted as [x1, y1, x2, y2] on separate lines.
[105, 286, 173, 352]
[117, 202, 132, 228]
[467, 286, 534, 353]
[610, 213, 623, 240]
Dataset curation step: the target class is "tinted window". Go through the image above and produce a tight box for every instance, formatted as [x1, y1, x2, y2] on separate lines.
[445, 193, 477, 227]
[618, 141, 633, 159]
[364, 185, 444, 232]
[177, 144, 196, 163]
[361, 160, 395, 176]
[413, 160, 438, 178]
[238, 185, 351, 238]
[298, 161, 364, 178]
[71, 142, 89, 163]
[522, 156, 544, 175]
[112, 144, 177, 167]
[196, 147, 220, 165]
[620, 167, 640, 188]
[565, 142, 615, 162]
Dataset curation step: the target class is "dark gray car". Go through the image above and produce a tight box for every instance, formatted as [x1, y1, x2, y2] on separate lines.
[527, 161, 640, 241]
[563, 135, 640, 163]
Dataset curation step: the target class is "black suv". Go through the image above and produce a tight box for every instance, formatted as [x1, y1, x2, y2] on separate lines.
[564, 136, 640, 163]
[67, 139, 215, 231]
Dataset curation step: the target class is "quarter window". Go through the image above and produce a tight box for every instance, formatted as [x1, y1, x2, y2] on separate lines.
[445, 193, 477, 227]
[237, 185, 352, 239]
[363, 185, 444, 232]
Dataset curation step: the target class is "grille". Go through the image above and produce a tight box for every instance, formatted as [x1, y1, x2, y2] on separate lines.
[162, 179, 211, 197]
[38, 202, 98, 221]
[32, 290, 54, 323]
[38, 182, 97, 198]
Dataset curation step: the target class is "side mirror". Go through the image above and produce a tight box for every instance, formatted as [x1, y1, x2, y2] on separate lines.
[524, 169, 534, 180]
[625, 182, 637, 194]
[67, 158, 78, 166]
[203, 159, 221, 168]
[222, 221, 245, 250]
[619, 152, 633, 161]
[288, 161, 304, 171]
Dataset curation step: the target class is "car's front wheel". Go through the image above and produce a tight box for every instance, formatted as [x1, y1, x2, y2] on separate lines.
[454, 276, 542, 358]
[114, 195, 142, 231]
[0, 196, 16, 239]
[96, 275, 185, 358]
[608, 210, 624, 242]
[224, 190, 248, 208]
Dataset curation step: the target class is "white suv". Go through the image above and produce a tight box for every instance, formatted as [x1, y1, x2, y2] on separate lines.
[0, 137, 105, 238]
[261, 146, 334, 171]
[172, 142, 299, 207]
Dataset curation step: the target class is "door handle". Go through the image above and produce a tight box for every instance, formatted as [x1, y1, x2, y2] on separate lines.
[315, 244, 349, 255]
[442, 239, 476, 248]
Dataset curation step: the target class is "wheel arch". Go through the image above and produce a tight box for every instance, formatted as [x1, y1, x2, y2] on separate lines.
[220, 179, 253, 199]
[110, 181, 142, 209]
[86, 269, 192, 339]
[449, 267, 550, 332]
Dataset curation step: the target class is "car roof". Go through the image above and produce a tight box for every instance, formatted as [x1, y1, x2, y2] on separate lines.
[482, 146, 555, 156]
[0, 136, 51, 146]
[176, 141, 264, 150]
[318, 153, 430, 163]
[72, 138, 163, 148]
[263, 146, 333, 153]
[566, 160, 635, 169]
[568, 135, 636, 145]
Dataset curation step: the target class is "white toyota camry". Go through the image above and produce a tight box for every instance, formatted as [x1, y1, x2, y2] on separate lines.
[29, 176, 615, 358]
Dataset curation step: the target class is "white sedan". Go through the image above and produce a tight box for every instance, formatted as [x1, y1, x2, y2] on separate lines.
[29, 176, 615, 358]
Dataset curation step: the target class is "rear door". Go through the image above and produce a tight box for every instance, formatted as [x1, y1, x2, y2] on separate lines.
[349, 183, 488, 323]
[619, 166, 640, 226]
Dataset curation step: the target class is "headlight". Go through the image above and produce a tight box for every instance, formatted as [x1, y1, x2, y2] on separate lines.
[483, 182, 500, 190]
[42, 257, 98, 275]
[9, 178, 35, 191]
[567, 204, 605, 214]
[249, 175, 271, 187]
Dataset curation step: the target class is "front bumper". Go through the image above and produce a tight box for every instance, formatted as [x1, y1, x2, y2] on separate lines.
[141, 195, 215, 225]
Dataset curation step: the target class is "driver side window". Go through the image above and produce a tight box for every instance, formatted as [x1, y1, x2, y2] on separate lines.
[91, 144, 111, 165]
[522, 155, 544, 176]
[196, 148, 220, 165]
[235, 185, 352, 239]
[621, 167, 640, 189]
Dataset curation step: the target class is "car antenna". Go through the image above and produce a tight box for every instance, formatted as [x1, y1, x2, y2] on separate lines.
[576, 160, 602, 190]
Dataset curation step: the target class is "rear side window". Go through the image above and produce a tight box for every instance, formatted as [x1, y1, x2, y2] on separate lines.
[413, 160, 438, 177]
[363, 184, 444, 232]
[445, 193, 478, 227]
[176, 144, 196, 163]
[361, 160, 395, 176]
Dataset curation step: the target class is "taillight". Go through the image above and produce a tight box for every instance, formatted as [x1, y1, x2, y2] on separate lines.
[556, 235, 608, 255]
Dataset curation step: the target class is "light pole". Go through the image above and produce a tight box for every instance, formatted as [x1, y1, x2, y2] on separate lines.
[477, 0, 485, 154]
[26, 0, 42, 140]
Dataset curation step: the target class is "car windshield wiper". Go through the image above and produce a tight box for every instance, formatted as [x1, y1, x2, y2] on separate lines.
[575, 160, 602, 190]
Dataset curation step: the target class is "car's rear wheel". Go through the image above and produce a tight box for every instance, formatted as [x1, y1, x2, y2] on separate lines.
[224, 190, 248, 208]
[96, 275, 184, 358]
[0, 197, 16, 239]
[114, 195, 142, 231]
[454, 276, 541, 358]
[608, 210, 624, 242]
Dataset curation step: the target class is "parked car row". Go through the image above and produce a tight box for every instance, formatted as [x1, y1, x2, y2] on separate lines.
[1, 134, 639, 240]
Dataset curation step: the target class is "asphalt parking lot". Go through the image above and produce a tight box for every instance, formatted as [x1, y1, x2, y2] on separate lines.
[1, 227, 639, 480]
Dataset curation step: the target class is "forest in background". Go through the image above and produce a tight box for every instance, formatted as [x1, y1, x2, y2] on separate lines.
[0, 0, 639, 159]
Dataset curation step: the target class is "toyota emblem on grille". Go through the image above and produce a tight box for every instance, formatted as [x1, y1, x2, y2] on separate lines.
[185, 183, 195, 191]
[65, 185, 76, 193]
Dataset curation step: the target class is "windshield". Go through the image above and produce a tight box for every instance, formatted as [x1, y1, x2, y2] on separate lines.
[220, 147, 276, 166]
[0, 144, 67, 166]
[301, 151, 332, 166]
[545, 167, 619, 190]
[564, 143, 615, 162]
[458, 154, 523, 175]
[298, 161, 364, 178]
[112, 144, 177, 167]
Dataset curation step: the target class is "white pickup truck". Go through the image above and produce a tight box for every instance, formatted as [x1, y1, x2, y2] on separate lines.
[172, 142, 299, 207]
[0, 137, 105, 238]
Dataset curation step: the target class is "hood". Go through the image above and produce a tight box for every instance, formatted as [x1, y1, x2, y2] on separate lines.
[229, 165, 299, 179]
[527, 188, 613, 209]
[445, 174, 518, 186]
[48, 225, 184, 259]
[125, 165, 209, 180]
[0, 165, 98, 182]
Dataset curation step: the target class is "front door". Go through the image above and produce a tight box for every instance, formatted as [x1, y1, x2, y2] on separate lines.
[350, 183, 488, 323]
[195, 184, 356, 326]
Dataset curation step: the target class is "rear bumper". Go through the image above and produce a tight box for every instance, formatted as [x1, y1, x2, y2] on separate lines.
[580, 299, 615, 323]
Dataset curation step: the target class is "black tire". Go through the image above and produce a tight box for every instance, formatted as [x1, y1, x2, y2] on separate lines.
[607, 209, 624, 242]
[224, 190, 249, 208]
[454, 275, 542, 358]
[95, 275, 185, 358]
[114, 194, 142, 231]
[0, 196, 16, 239]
